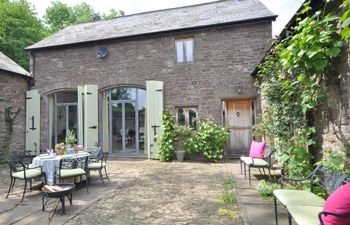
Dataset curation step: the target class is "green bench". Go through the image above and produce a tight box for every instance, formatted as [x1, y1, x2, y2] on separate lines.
[273, 164, 349, 225]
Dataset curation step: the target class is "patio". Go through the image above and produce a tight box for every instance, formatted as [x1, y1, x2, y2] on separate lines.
[0, 160, 292, 225]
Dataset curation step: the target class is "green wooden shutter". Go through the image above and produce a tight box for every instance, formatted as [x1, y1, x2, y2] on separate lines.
[146, 80, 163, 159]
[77, 86, 84, 146]
[84, 85, 98, 148]
[25, 90, 40, 155]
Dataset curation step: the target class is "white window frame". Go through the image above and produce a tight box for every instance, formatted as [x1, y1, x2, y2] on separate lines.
[175, 106, 198, 129]
[175, 38, 194, 64]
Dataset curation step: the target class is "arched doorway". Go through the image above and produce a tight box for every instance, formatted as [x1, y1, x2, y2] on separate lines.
[108, 87, 146, 156]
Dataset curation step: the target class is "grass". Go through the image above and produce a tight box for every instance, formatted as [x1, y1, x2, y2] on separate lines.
[223, 179, 235, 190]
[216, 178, 240, 220]
[217, 208, 240, 219]
[217, 192, 236, 205]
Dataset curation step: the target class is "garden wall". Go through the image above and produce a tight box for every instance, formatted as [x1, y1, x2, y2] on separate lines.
[0, 71, 28, 154]
[313, 43, 350, 162]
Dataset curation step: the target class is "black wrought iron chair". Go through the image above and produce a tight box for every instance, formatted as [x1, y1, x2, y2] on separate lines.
[6, 155, 46, 203]
[85, 146, 101, 161]
[240, 145, 274, 186]
[57, 156, 89, 193]
[87, 151, 110, 185]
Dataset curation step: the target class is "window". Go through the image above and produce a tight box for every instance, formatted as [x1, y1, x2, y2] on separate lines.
[176, 107, 198, 129]
[175, 38, 194, 63]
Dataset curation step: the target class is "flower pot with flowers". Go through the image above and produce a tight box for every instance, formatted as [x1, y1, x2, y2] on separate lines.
[65, 129, 77, 148]
[174, 124, 193, 162]
[55, 143, 66, 155]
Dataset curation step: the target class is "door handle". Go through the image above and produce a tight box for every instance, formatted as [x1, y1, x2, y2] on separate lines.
[29, 116, 36, 130]
[151, 125, 160, 142]
[89, 126, 97, 129]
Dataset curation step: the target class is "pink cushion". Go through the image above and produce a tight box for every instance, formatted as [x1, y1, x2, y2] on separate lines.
[322, 182, 350, 225]
[248, 141, 266, 158]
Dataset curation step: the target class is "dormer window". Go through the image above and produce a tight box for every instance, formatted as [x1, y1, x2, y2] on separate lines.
[175, 38, 194, 63]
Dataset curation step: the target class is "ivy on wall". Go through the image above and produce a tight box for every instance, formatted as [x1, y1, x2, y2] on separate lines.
[255, 0, 348, 177]
[0, 106, 21, 160]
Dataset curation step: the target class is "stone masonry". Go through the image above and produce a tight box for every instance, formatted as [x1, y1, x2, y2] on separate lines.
[313, 43, 350, 161]
[0, 71, 28, 153]
[31, 21, 272, 150]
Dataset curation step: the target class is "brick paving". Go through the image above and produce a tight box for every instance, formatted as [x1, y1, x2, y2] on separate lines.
[0, 160, 244, 225]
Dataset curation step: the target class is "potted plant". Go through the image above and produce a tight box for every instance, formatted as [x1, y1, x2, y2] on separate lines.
[65, 129, 77, 148]
[174, 124, 193, 162]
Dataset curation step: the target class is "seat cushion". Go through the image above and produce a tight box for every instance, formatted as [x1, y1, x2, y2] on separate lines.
[59, 168, 86, 178]
[321, 182, 350, 225]
[287, 205, 323, 225]
[241, 157, 269, 167]
[12, 168, 42, 179]
[249, 140, 266, 158]
[240, 156, 251, 161]
[273, 189, 325, 206]
[88, 162, 105, 169]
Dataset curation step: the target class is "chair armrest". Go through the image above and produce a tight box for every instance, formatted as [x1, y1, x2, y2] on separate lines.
[278, 174, 312, 188]
[318, 211, 350, 225]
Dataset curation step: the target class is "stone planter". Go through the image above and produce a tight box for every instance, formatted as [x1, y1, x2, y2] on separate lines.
[175, 150, 186, 162]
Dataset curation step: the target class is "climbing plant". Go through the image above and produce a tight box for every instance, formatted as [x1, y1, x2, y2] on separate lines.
[341, 0, 350, 40]
[255, 0, 345, 177]
[0, 106, 21, 160]
[158, 110, 176, 162]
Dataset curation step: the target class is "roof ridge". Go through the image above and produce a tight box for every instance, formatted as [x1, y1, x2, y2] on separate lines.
[27, 0, 275, 50]
[67, 0, 229, 27]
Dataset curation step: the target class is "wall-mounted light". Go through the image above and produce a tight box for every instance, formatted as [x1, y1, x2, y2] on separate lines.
[96, 47, 109, 59]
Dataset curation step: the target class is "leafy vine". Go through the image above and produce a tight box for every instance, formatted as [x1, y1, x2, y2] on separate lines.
[0, 106, 21, 159]
[255, 0, 345, 177]
[158, 110, 176, 162]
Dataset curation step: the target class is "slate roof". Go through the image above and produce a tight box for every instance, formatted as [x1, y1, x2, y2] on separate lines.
[0, 52, 30, 77]
[27, 0, 276, 50]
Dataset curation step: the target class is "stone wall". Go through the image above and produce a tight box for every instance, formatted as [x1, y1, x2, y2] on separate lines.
[0, 71, 28, 155]
[31, 21, 272, 150]
[313, 43, 350, 161]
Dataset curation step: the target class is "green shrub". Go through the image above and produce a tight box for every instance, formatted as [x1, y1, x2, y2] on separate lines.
[256, 180, 279, 199]
[173, 124, 193, 151]
[158, 111, 176, 162]
[187, 119, 228, 162]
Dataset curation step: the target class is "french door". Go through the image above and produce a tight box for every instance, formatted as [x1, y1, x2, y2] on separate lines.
[55, 103, 78, 145]
[110, 101, 140, 154]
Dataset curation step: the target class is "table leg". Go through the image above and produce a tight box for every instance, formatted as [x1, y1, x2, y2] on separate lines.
[60, 196, 65, 215]
[42, 194, 45, 211]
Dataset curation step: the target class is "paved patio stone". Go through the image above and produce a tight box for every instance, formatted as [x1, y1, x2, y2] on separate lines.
[0, 160, 244, 225]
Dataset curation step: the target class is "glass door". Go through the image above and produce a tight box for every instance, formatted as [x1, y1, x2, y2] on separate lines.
[108, 87, 146, 156]
[111, 101, 137, 154]
[124, 102, 137, 152]
[55, 104, 78, 145]
[111, 103, 123, 151]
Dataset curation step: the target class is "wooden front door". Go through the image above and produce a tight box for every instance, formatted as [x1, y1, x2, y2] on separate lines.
[226, 100, 253, 157]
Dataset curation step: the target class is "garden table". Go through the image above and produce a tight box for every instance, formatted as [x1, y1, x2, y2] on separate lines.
[31, 151, 90, 185]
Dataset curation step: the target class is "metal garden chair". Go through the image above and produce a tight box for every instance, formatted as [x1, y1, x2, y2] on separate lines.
[87, 150, 110, 185]
[57, 156, 89, 193]
[6, 154, 46, 203]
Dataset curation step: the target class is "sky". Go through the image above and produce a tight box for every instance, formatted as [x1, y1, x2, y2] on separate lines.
[27, 0, 303, 36]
